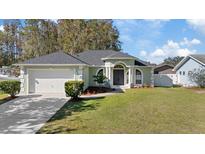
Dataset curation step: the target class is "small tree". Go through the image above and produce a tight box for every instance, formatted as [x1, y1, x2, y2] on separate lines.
[93, 72, 107, 87]
[188, 68, 205, 88]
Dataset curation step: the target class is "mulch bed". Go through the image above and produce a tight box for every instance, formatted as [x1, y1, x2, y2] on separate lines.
[83, 86, 115, 95]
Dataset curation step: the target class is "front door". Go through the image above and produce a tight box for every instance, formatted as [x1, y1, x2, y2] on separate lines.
[113, 70, 124, 85]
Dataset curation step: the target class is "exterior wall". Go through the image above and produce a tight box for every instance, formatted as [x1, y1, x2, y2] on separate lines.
[104, 59, 135, 66]
[135, 67, 152, 86]
[21, 65, 87, 94]
[82, 66, 89, 89]
[88, 67, 105, 87]
[176, 58, 204, 86]
[20, 59, 154, 94]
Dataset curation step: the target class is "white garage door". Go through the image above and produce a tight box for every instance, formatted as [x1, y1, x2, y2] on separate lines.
[29, 69, 74, 93]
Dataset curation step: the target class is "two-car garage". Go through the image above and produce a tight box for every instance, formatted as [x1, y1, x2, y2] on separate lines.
[17, 52, 87, 95]
[28, 69, 75, 93]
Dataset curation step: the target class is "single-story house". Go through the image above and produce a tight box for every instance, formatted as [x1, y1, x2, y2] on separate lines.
[16, 50, 154, 95]
[173, 54, 205, 87]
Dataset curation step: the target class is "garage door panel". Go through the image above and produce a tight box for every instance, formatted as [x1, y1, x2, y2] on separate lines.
[29, 69, 74, 93]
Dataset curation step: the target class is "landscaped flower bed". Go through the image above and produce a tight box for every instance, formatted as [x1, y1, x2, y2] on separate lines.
[83, 86, 115, 95]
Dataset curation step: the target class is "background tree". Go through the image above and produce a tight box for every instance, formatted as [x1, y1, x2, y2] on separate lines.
[0, 20, 22, 66]
[57, 19, 121, 54]
[21, 19, 59, 60]
[164, 56, 184, 66]
[0, 19, 121, 66]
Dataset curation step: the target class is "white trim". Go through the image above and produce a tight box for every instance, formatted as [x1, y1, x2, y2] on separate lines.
[113, 61, 128, 67]
[135, 68, 143, 85]
[173, 56, 189, 71]
[189, 55, 205, 66]
[112, 63, 126, 86]
[174, 55, 205, 71]
[132, 66, 153, 68]
[96, 68, 105, 75]
[90, 65, 106, 68]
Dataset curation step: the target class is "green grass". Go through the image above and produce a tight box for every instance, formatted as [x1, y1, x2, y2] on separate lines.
[38, 88, 205, 134]
[0, 93, 10, 105]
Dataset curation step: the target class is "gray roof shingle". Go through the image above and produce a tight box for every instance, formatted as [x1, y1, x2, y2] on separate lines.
[19, 51, 87, 65]
[18, 50, 151, 66]
[190, 54, 205, 64]
[76, 50, 137, 66]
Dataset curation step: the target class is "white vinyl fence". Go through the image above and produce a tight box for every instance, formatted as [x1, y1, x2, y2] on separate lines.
[154, 74, 178, 87]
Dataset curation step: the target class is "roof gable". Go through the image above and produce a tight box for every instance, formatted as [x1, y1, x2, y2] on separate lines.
[190, 54, 205, 64]
[76, 50, 147, 66]
[174, 54, 205, 71]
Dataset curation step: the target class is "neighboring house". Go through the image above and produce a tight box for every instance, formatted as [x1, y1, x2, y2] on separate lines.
[154, 63, 175, 74]
[153, 63, 177, 87]
[15, 50, 154, 95]
[174, 54, 205, 87]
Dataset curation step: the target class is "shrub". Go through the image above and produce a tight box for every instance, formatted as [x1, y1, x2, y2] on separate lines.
[0, 80, 21, 98]
[188, 68, 205, 88]
[93, 73, 107, 87]
[65, 81, 84, 100]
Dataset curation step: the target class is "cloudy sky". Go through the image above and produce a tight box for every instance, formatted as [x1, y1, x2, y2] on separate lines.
[113, 19, 205, 63]
[0, 19, 205, 64]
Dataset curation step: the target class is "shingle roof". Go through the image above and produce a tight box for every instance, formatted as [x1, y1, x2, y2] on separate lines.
[76, 50, 136, 66]
[103, 51, 136, 59]
[17, 50, 151, 66]
[19, 51, 87, 65]
[155, 62, 175, 68]
[190, 54, 205, 64]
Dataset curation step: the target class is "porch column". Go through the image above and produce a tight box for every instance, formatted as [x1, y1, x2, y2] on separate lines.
[105, 67, 109, 78]
[128, 67, 132, 88]
[108, 67, 112, 86]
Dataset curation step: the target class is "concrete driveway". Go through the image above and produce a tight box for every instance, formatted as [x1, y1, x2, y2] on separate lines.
[0, 94, 68, 134]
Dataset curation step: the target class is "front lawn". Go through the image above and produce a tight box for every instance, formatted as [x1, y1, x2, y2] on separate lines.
[0, 93, 10, 105]
[38, 88, 205, 134]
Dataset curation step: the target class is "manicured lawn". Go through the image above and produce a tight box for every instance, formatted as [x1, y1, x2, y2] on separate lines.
[38, 88, 205, 134]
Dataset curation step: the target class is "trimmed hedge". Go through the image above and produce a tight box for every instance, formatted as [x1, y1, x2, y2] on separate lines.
[65, 81, 84, 100]
[0, 80, 21, 98]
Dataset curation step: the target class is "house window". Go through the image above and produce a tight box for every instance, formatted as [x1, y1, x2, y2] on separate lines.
[188, 71, 192, 76]
[183, 71, 185, 75]
[114, 65, 124, 69]
[96, 69, 103, 76]
[136, 69, 142, 84]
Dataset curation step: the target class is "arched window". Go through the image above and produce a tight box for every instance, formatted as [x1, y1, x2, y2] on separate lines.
[96, 69, 103, 76]
[136, 69, 142, 84]
[114, 64, 124, 69]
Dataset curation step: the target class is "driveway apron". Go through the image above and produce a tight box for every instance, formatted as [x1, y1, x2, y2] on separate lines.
[0, 94, 68, 134]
